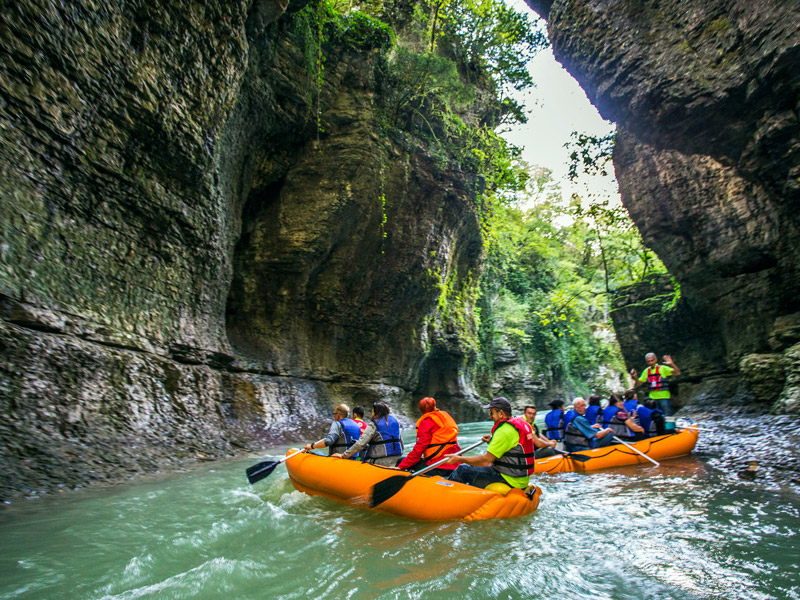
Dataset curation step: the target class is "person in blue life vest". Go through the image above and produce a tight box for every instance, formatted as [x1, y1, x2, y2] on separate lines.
[304, 404, 363, 458]
[635, 398, 667, 437]
[585, 395, 602, 425]
[630, 353, 681, 416]
[443, 397, 536, 490]
[563, 399, 581, 432]
[622, 389, 638, 413]
[605, 394, 646, 441]
[333, 402, 404, 467]
[522, 405, 557, 459]
[544, 399, 565, 441]
[563, 398, 615, 452]
[600, 393, 624, 429]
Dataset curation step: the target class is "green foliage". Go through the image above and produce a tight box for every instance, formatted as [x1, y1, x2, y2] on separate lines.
[436, 0, 548, 92]
[475, 166, 663, 397]
[565, 131, 667, 290]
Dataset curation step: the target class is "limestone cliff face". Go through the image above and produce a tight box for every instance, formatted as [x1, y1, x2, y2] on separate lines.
[0, 0, 485, 499]
[529, 0, 800, 410]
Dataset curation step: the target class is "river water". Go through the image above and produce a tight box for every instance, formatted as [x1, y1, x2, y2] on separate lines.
[1, 418, 799, 600]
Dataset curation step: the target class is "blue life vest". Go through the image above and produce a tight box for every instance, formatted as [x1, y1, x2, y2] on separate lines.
[623, 399, 638, 414]
[585, 405, 601, 425]
[563, 409, 578, 431]
[635, 405, 664, 436]
[329, 418, 363, 459]
[601, 405, 618, 428]
[564, 415, 593, 451]
[366, 415, 403, 458]
[544, 409, 564, 440]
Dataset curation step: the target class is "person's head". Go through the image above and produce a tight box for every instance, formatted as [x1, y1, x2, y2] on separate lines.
[645, 352, 657, 367]
[588, 395, 602, 406]
[419, 397, 437, 414]
[608, 393, 623, 407]
[484, 397, 512, 423]
[623, 389, 637, 401]
[372, 402, 390, 423]
[353, 405, 365, 420]
[643, 398, 657, 410]
[573, 398, 587, 414]
[548, 399, 564, 411]
[523, 405, 537, 424]
[333, 404, 350, 420]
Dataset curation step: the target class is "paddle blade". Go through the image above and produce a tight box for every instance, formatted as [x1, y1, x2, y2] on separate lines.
[246, 460, 280, 484]
[554, 448, 591, 463]
[567, 452, 591, 463]
[370, 474, 412, 508]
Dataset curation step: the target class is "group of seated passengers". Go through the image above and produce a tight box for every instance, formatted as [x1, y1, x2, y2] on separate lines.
[543, 391, 668, 452]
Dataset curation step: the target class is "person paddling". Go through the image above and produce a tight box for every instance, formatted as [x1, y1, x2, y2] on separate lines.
[303, 404, 362, 459]
[333, 402, 404, 466]
[396, 397, 461, 477]
[443, 397, 535, 490]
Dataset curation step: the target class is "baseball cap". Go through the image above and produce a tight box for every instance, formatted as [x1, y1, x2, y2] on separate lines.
[483, 397, 512, 413]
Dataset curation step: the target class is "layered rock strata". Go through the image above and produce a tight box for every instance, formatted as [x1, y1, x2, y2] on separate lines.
[0, 0, 484, 500]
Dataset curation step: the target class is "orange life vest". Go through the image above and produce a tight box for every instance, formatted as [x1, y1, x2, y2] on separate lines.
[415, 409, 459, 462]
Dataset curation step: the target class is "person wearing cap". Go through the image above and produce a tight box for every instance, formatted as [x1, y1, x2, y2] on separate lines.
[522, 405, 557, 459]
[443, 397, 536, 489]
[396, 397, 461, 476]
[563, 398, 615, 452]
[303, 404, 362, 458]
[544, 399, 565, 441]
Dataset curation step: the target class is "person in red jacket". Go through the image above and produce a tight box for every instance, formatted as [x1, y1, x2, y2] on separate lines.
[396, 397, 461, 477]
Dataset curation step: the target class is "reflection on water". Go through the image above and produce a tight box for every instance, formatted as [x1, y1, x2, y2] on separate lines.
[1, 421, 798, 600]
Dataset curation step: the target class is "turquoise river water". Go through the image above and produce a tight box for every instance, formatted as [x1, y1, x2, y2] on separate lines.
[1, 421, 799, 600]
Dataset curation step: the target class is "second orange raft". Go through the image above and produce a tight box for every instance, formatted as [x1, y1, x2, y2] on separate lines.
[534, 426, 700, 474]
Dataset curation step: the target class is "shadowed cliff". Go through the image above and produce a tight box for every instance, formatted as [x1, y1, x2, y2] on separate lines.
[0, 0, 491, 499]
[528, 0, 800, 411]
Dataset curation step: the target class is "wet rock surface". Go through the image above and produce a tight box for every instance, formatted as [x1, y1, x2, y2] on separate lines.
[680, 407, 800, 493]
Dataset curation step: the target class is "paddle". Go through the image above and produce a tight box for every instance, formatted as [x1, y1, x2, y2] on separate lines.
[246, 448, 307, 484]
[612, 436, 660, 467]
[370, 440, 485, 508]
[553, 448, 591, 462]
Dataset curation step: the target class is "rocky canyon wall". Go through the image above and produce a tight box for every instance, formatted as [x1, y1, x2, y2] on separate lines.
[0, 0, 485, 500]
[528, 0, 800, 411]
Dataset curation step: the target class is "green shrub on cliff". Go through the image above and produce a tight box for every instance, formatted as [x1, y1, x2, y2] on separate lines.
[474, 167, 666, 397]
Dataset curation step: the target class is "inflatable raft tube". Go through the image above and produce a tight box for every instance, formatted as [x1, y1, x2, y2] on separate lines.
[285, 450, 542, 522]
[534, 426, 700, 474]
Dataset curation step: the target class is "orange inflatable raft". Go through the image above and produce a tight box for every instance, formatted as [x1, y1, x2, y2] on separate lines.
[285, 450, 542, 522]
[534, 426, 700, 474]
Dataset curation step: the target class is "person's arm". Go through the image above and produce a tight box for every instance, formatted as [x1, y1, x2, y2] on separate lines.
[397, 420, 435, 470]
[304, 420, 341, 451]
[338, 422, 376, 459]
[664, 355, 681, 376]
[445, 425, 515, 466]
[443, 451, 496, 467]
[575, 416, 611, 440]
[625, 417, 645, 433]
[533, 434, 555, 449]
